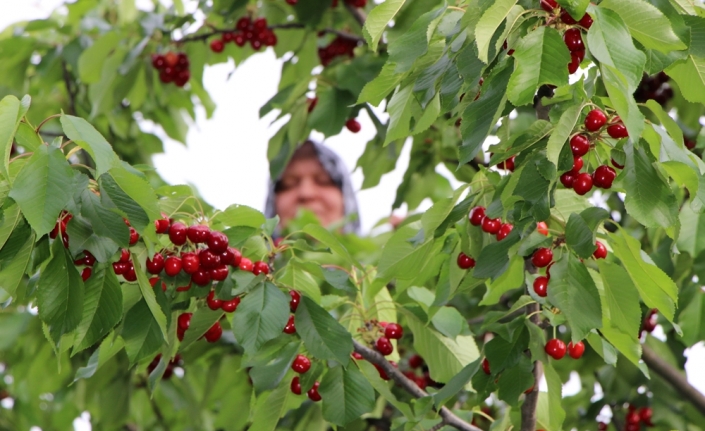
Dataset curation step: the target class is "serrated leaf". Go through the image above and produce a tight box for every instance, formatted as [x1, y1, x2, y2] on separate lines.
[249, 379, 293, 431]
[507, 27, 571, 106]
[122, 298, 163, 365]
[0, 222, 34, 297]
[600, 0, 686, 52]
[72, 263, 123, 353]
[134, 257, 168, 340]
[666, 55, 705, 105]
[432, 358, 481, 408]
[388, 8, 444, 73]
[9, 145, 74, 237]
[303, 224, 358, 268]
[61, 114, 119, 177]
[211, 203, 265, 229]
[497, 356, 534, 406]
[357, 62, 404, 106]
[596, 260, 642, 338]
[384, 84, 415, 145]
[77, 32, 121, 84]
[0, 95, 24, 181]
[295, 295, 352, 365]
[105, 165, 159, 230]
[546, 104, 582, 168]
[232, 282, 289, 354]
[363, 0, 406, 52]
[480, 255, 524, 305]
[79, 190, 130, 249]
[247, 337, 301, 393]
[473, 229, 520, 280]
[377, 225, 433, 280]
[547, 253, 602, 341]
[475, 0, 518, 63]
[319, 365, 375, 426]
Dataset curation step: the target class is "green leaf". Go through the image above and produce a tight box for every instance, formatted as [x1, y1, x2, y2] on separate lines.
[622, 140, 679, 230]
[357, 62, 404, 106]
[121, 298, 163, 365]
[363, 0, 406, 52]
[600, 64, 646, 141]
[539, 364, 566, 431]
[666, 55, 705, 105]
[307, 87, 355, 137]
[565, 208, 609, 258]
[600, 0, 687, 52]
[246, 337, 301, 392]
[587, 7, 646, 90]
[0, 222, 34, 297]
[431, 306, 468, 339]
[65, 214, 119, 263]
[421, 185, 470, 240]
[507, 27, 571, 106]
[179, 307, 223, 350]
[480, 255, 524, 305]
[546, 104, 582, 167]
[37, 238, 84, 343]
[99, 167, 158, 232]
[609, 230, 678, 322]
[60, 114, 119, 177]
[9, 145, 74, 237]
[432, 358, 481, 408]
[473, 229, 520, 280]
[555, 0, 590, 20]
[319, 365, 375, 426]
[384, 84, 415, 145]
[0, 95, 25, 181]
[475, 0, 518, 63]
[677, 204, 705, 257]
[303, 224, 358, 268]
[79, 190, 130, 249]
[73, 336, 124, 382]
[295, 296, 352, 365]
[678, 288, 705, 347]
[14, 121, 43, 152]
[497, 357, 535, 406]
[484, 322, 528, 372]
[377, 225, 434, 280]
[407, 314, 480, 384]
[211, 204, 265, 228]
[546, 253, 602, 341]
[596, 260, 642, 339]
[232, 282, 289, 354]
[78, 32, 121, 84]
[250, 378, 295, 431]
[388, 8, 444, 73]
[72, 263, 123, 353]
[357, 360, 414, 418]
[459, 62, 513, 165]
[133, 257, 169, 340]
[278, 259, 322, 303]
[0, 202, 21, 250]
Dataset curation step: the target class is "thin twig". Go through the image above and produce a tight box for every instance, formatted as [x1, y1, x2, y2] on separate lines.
[344, 2, 367, 27]
[642, 344, 705, 416]
[352, 340, 482, 431]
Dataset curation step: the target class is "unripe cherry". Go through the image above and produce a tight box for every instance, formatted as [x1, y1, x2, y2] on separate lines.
[585, 109, 607, 132]
[567, 340, 585, 359]
[532, 248, 553, 268]
[545, 338, 567, 359]
[537, 221, 549, 236]
[457, 252, 476, 269]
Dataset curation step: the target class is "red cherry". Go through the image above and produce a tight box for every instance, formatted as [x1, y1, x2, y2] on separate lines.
[151, 54, 166, 69]
[204, 321, 222, 343]
[540, 0, 558, 12]
[496, 223, 513, 241]
[571, 156, 584, 174]
[639, 407, 653, 425]
[290, 376, 302, 395]
[374, 363, 390, 380]
[219, 247, 236, 265]
[545, 338, 567, 359]
[221, 297, 240, 313]
[199, 249, 220, 270]
[292, 354, 311, 373]
[504, 156, 515, 172]
[607, 123, 628, 139]
[286, 0, 298, 4]
[578, 13, 593, 29]
[376, 337, 394, 356]
[191, 269, 211, 286]
[593, 241, 608, 259]
[537, 221, 549, 236]
[155, 218, 170, 234]
[560, 10, 577, 24]
[227, 247, 242, 267]
[236, 17, 251, 31]
[307, 381, 321, 401]
[181, 252, 200, 274]
[289, 290, 301, 312]
[207, 291, 222, 310]
[568, 52, 581, 74]
[146, 253, 165, 274]
[408, 354, 424, 369]
[252, 261, 270, 276]
[169, 222, 187, 245]
[209, 265, 229, 281]
[239, 257, 254, 272]
[177, 313, 192, 331]
[81, 267, 92, 281]
[187, 225, 210, 243]
[164, 256, 182, 277]
[585, 109, 607, 132]
[234, 33, 246, 47]
[129, 227, 139, 245]
[207, 231, 229, 253]
[283, 315, 296, 334]
[164, 52, 178, 68]
[611, 158, 624, 169]
[593, 165, 616, 189]
[482, 357, 491, 375]
[532, 248, 553, 268]
[83, 251, 95, 266]
[119, 248, 130, 263]
[567, 340, 585, 359]
[385, 323, 403, 340]
[469, 206, 486, 226]
[124, 264, 137, 282]
[112, 262, 128, 275]
[563, 28, 584, 52]
[573, 172, 593, 195]
[457, 252, 476, 269]
[481, 217, 502, 234]
[533, 276, 548, 297]
[570, 134, 590, 157]
[253, 17, 267, 31]
[345, 118, 361, 133]
[210, 39, 225, 53]
[352, 352, 364, 360]
[626, 411, 640, 424]
[176, 282, 192, 292]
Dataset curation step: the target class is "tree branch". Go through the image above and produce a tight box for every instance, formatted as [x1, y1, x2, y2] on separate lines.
[344, 3, 367, 27]
[641, 344, 705, 416]
[520, 303, 543, 431]
[352, 339, 482, 431]
[61, 60, 78, 116]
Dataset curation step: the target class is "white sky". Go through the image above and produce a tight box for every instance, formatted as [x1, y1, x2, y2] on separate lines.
[1, 1, 703, 426]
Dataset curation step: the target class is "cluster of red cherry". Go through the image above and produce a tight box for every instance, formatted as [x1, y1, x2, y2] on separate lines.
[373, 321, 403, 356]
[49, 210, 72, 248]
[468, 206, 514, 240]
[210, 17, 277, 53]
[151, 52, 191, 86]
[531, 241, 606, 297]
[289, 354, 321, 401]
[284, 290, 300, 334]
[560, 109, 626, 195]
[400, 354, 436, 390]
[176, 312, 223, 343]
[634, 72, 672, 107]
[318, 35, 358, 66]
[147, 354, 182, 379]
[618, 404, 654, 430]
[544, 338, 585, 360]
[539, 0, 592, 74]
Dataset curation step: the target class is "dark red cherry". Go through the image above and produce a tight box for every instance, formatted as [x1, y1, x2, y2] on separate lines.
[482, 357, 491, 375]
[545, 338, 567, 359]
[584, 109, 607, 132]
[292, 354, 311, 373]
[376, 337, 394, 355]
[204, 321, 222, 343]
[164, 256, 182, 277]
[384, 323, 403, 340]
[187, 225, 210, 243]
[578, 13, 593, 29]
[169, 222, 188, 245]
[560, 172, 575, 188]
[252, 261, 270, 276]
[129, 227, 139, 245]
[207, 291, 222, 311]
[221, 297, 240, 313]
[469, 206, 486, 226]
[283, 315, 296, 334]
[481, 217, 502, 234]
[290, 376, 302, 395]
[199, 249, 220, 270]
[496, 223, 513, 240]
[307, 381, 321, 401]
[177, 313, 192, 330]
[567, 340, 585, 359]
[593, 165, 616, 189]
[146, 253, 165, 274]
[563, 28, 584, 52]
[209, 265, 229, 281]
[457, 252, 476, 269]
[570, 134, 590, 157]
[207, 231, 229, 253]
[593, 241, 608, 259]
[533, 276, 548, 297]
[191, 269, 211, 286]
[181, 252, 200, 274]
[607, 124, 628, 139]
[571, 156, 584, 174]
[289, 290, 301, 312]
[573, 172, 593, 195]
[532, 248, 553, 268]
[540, 0, 558, 12]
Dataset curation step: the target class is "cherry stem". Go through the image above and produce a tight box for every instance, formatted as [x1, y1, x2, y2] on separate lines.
[35, 114, 61, 133]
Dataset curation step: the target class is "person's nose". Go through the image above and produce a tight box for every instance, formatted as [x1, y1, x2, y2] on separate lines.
[296, 177, 318, 201]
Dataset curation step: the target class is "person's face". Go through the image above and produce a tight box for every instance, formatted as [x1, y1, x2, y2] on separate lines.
[274, 157, 345, 228]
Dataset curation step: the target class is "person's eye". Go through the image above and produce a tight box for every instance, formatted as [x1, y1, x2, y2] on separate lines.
[278, 178, 298, 191]
[315, 175, 334, 187]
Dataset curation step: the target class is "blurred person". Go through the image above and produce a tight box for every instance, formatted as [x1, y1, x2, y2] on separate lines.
[264, 140, 360, 234]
